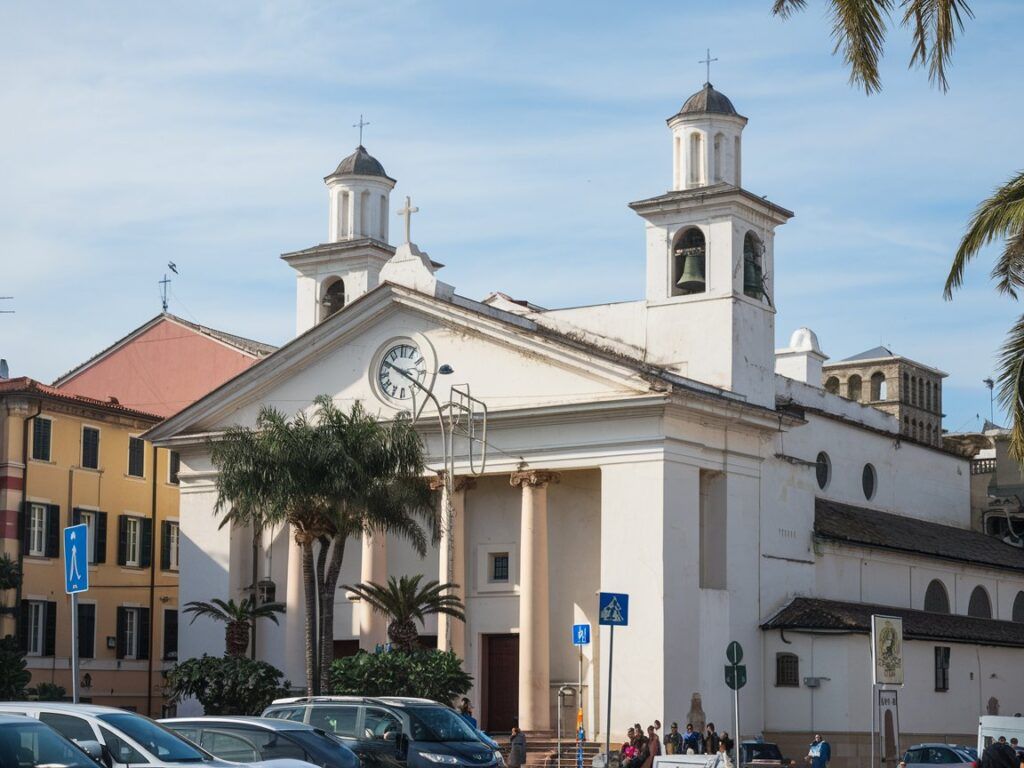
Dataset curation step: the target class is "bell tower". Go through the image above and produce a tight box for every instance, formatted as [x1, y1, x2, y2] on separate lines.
[283, 145, 398, 336]
[629, 83, 793, 407]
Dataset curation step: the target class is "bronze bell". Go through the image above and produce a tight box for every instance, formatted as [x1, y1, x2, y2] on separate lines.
[743, 255, 763, 299]
[676, 246, 706, 293]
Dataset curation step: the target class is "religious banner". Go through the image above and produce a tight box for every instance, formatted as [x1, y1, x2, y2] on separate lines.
[877, 689, 901, 766]
[871, 615, 904, 685]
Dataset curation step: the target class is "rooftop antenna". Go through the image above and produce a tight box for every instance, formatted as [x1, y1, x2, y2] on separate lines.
[160, 262, 179, 312]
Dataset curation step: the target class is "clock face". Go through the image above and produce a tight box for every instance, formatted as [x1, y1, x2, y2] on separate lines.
[377, 342, 427, 401]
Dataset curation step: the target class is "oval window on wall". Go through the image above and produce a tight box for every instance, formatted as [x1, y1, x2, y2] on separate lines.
[862, 463, 877, 500]
[816, 452, 831, 490]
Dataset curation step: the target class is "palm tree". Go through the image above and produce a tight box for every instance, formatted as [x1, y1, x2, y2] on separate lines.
[773, 3, 1024, 455]
[182, 597, 285, 657]
[342, 575, 466, 652]
[210, 397, 436, 694]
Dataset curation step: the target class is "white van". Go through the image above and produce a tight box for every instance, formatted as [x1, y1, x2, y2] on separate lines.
[977, 715, 1024, 755]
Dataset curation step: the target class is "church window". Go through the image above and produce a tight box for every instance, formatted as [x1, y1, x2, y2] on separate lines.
[968, 585, 992, 618]
[775, 653, 799, 687]
[673, 228, 706, 296]
[824, 377, 839, 395]
[743, 232, 763, 299]
[322, 278, 346, 319]
[847, 375, 862, 401]
[489, 553, 509, 583]
[934, 646, 950, 692]
[924, 580, 950, 614]
[713, 133, 724, 183]
[379, 195, 388, 240]
[870, 372, 886, 401]
[1013, 592, 1024, 623]
[861, 463, 876, 500]
[699, 469, 726, 589]
[340, 191, 351, 238]
[688, 132, 703, 186]
[359, 190, 370, 237]
[815, 452, 831, 490]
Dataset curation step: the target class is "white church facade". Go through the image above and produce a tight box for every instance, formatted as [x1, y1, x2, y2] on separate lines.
[146, 83, 1024, 767]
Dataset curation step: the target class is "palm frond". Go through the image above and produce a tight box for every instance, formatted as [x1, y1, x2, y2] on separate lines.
[771, 0, 808, 17]
[945, 171, 1024, 299]
[901, 0, 972, 91]
[997, 315, 1024, 462]
[341, 575, 466, 626]
[828, 0, 892, 94]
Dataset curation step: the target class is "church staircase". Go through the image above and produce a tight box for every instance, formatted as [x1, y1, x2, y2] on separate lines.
[494, 731, 607, 768]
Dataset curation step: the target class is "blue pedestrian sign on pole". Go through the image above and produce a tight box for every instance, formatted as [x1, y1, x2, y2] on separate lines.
[572, 623, 591, 646]
[598, 592, 629, 626]
[64, 524, 88, 594]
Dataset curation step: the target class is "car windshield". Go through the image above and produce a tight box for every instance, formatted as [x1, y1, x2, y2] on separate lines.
[0, 721, 102, 768]
[746, 744, 783, 761]
[405, 707, 481, 743]
[97, 714, 207, 763]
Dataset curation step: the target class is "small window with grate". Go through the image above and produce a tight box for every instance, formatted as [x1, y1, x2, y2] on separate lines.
[775, 652, 799, 687]
[934, 646, 950, 692]
[490, 552, 509, 583]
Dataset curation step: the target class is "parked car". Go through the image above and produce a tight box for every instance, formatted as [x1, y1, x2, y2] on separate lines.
[0, 712, 105, 768]
[0, 702, 313, 768]
[738, 740, 785, 768]
[903, 743, 977, 767]
[161, 716, 359, 768]
[263, 696, 502, 768]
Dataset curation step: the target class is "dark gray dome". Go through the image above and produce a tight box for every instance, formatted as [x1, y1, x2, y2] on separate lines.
[329, 145, 394, 180]
[678, 83, 739, 117]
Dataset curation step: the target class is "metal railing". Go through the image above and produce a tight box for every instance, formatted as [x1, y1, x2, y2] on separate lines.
[972, 457, 997, 475]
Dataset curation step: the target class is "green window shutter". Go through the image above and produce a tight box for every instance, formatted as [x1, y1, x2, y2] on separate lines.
[17, 601, 29, 653]
[140, 519, 153, 569]
[137, 608, 151, 661]
[115, 607, 127, 659]
[116, 516, 128, 566]
[95, 512, 107, 564]
[78, 603, 96, 659]
[160, 521, 171, 570]
[44, 505, 60, 558]
[44, 601, 57, 656]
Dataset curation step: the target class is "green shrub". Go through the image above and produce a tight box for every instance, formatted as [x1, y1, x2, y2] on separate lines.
[0, 636, 30, 700]
[329, 648, 472, 704]
[165, 654, 290, 715]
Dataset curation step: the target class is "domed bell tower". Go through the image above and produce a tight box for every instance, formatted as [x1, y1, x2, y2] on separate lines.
[283, 145, 398, 336]
[629, 83, 793, 407]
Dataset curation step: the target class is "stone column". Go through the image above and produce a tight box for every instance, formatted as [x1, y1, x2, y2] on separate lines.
[359, 531, 389, 649]
[283, 528, 307, 688]
[511, 470, 559, 731]
[435, 474, 475, 658]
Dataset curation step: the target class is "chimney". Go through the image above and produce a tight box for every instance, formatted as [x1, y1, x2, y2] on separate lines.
[775, 328, 828, 385]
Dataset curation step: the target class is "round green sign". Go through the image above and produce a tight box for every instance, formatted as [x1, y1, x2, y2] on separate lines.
[726, 640, 743, 665]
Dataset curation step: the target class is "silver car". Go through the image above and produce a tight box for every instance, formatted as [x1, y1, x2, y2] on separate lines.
[0, 713, 105, 768]
[902, 743, 977, 767]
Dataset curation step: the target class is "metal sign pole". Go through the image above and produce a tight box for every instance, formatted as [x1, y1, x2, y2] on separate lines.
[605, 625, 614, 763]
[70, 591, 79, 704]
[733, 684, 739, 761]
[870, 683, 876, 768]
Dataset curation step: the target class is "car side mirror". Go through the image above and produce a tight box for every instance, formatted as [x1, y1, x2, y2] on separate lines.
[75, 740, 106, 764]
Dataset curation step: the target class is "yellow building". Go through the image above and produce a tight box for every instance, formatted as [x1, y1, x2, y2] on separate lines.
[0, 377, 179, 715]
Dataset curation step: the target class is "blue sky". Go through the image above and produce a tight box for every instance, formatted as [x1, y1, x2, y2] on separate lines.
[1, 0, 1021, 432]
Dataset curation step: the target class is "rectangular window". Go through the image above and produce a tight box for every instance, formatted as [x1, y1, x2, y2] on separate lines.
[775, 652, 799, 687]
[32, 418, 52, 461]
[169, 523, 179, 571]
[123, 608, 138, 659]
[82, 426, 100, 470]
[935, 646, 950, 692]
[28, 504, 47, 557]
[125, 518, 141, 567]
[168, 451, 180, 485]
[490, 553, 509, 582]
[116, 607, 149, 660]
[163, 609, 178, 660]
[27, 602, 45, 656]
[78, 511, 97, 564]
[127, 437, 145, 478]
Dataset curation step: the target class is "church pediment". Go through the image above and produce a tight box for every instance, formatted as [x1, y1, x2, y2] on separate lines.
[144, 283, 657, 441]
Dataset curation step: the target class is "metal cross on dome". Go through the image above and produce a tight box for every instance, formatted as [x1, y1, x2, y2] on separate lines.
[699, 48, 718, 84]
[353, 114, 370, 145]
[396, 195, 419, 244]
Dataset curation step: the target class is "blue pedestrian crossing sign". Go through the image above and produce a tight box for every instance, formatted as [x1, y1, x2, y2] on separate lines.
[598, 592, 629, 626]
[64, 524, 89, 594]
[572, 623, 591, 645]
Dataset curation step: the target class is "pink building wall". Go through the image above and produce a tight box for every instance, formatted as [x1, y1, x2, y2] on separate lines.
[57, 317, 265, 417]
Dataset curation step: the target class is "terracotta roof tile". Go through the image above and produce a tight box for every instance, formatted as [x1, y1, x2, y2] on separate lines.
[0, 377, 162, 421]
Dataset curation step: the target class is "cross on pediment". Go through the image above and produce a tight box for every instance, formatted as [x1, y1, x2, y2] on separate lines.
[396, 196, 419, 244]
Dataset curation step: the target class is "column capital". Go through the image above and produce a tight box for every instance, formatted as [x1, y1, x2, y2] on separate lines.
[429, 472, 477, 493]
[510, 470, 560, 488]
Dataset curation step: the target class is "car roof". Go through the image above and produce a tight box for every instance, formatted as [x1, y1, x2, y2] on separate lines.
[269, 696, 440, 708]
[907, 744, 969, 749]
[0, 714, 39, 725]
[0, 702, 132, 716]
[162, 717, 315, 731]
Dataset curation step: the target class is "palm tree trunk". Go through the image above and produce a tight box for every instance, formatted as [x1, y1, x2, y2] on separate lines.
[319, 535, 347, 692]
[300, 537, 318, 694]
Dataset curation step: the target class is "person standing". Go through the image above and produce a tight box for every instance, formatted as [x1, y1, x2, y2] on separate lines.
[683, 724, 701, 755]
[704, 740, 732, 768]
[806, 734, 831, 768]
[640, 726, 661, 768]
[459, 699, 478, 729]
[665, 723, 683, 755]
[509, 725, 527, 768]
[981, 737, 1018, 768]
[705, 724, 720, 755]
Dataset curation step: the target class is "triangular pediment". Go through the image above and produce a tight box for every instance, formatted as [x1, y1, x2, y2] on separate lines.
[145, 284, 658, 441]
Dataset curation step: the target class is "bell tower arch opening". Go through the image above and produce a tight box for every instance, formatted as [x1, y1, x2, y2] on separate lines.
[672, 227, 707, 296]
